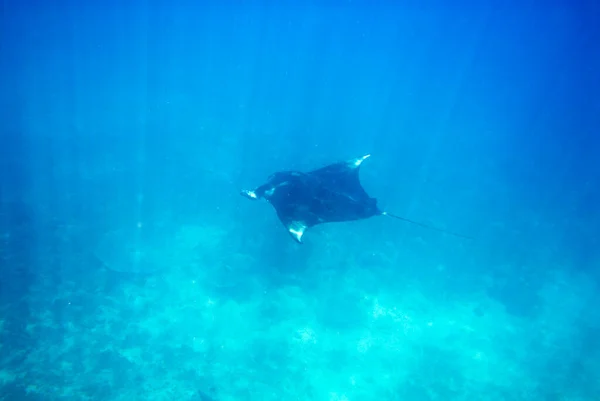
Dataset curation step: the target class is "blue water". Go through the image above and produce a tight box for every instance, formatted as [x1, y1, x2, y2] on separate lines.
[1, 1, 599, 400]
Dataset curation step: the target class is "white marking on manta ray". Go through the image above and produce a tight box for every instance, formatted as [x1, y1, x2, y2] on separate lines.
[265, 181, 290, 198]
[353, 154, 370, 167]
[288, 221, 307, 242]
[242, 190, 258, 199]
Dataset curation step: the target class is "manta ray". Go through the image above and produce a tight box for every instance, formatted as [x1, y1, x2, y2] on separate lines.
[241, 154, 470, 243]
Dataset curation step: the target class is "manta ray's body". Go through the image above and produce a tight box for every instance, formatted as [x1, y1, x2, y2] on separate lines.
[241, 155, 381, 242]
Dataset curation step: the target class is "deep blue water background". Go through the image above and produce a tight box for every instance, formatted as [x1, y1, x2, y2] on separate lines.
[1, 1, 599, 400]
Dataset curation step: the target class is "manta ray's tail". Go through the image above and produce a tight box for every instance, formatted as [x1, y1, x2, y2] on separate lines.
[382, 212, 473, 240]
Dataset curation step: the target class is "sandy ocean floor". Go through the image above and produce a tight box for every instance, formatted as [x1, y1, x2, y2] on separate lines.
[1, 221, 598, 401]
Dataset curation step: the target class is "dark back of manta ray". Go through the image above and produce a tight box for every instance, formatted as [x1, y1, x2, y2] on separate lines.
[269, 161, 381, 229]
